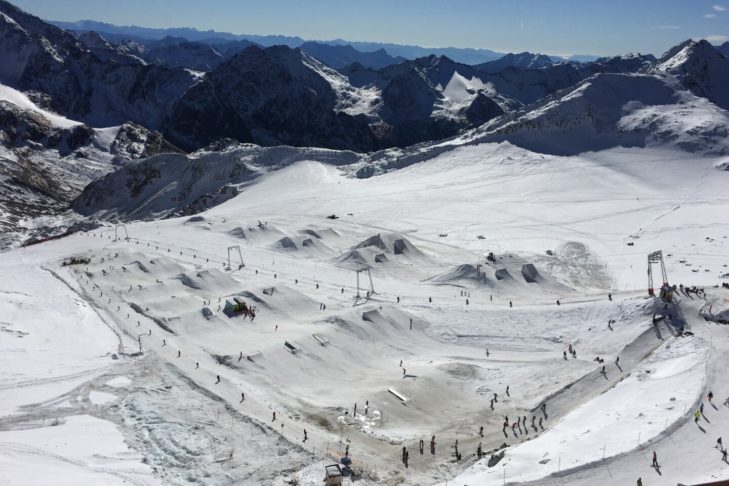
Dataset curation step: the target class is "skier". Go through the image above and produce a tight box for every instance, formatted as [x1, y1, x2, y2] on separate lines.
[563, 351, 568, 360]
[708, 390, 714, 402]
[195, 361, 199, 369]
[430, 435, 436, 454]
[304, 429, 308, 442]
[700, 403, 705, 414]
[717, 437, 723, 449]
[419, 439, 424, 454]
[608, 293, 612, 301]
[506, 385, 510, 397]
[652, 451, 658, 468]
[177, 350, 181, 358]
[240, 392, 245, 403]
[215, 375, 221, 384]
[509, 301, 513, 308]
[489, 398, 494, 410]
[272, 411, 276, 422]
[695, 410, 702, 423]
[479, 425, 484, 437]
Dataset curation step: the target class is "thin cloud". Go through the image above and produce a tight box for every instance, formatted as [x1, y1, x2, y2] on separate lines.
[651, 25, 681, 30]
[712, 4, 727, 11]
[704, 13, 717, 18]
[703, 34, 729, 43]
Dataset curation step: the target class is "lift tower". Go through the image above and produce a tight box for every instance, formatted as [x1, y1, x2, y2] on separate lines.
[647, 250, 671, 301]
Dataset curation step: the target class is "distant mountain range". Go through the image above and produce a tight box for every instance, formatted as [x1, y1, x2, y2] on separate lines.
[50, 19, 600, 65]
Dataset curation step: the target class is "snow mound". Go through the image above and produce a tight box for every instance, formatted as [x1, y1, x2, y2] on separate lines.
[429, 264, 492, 286]
[273, 236, 298, 251]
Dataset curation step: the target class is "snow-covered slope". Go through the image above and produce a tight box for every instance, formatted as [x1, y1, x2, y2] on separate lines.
[4, 141, 728, 485]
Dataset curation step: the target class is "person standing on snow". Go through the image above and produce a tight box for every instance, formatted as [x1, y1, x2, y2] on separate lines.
[652, 451, 658, 468]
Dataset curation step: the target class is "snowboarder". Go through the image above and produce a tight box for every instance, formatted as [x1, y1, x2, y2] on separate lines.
[695, 410, 702, 423]
[608, 293, 612, 301]
[430, 435, 436, 454]
[215, 375, 221, 384]
[563, 351, 568, 360]
[708, 391, 714, 402]
[651, 451, 658, 468]
[272, 411, 276, 421]
[538, 417, 543, 428]
[556, 299, 561, 306]
[479, 425, 484, 437]
[717, 437, 723, 449]
[195, 361, 199, 369]
[177, 350, 181, 358]
[506, 385, 510, 397]
[303, 429, 308, 442]
[509, 301, 513, 308]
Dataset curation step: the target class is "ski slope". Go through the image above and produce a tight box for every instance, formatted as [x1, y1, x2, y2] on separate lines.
[1, 142, 729, 485]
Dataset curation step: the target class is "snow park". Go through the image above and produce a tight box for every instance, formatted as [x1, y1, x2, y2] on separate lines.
[1, 1, 729, 486]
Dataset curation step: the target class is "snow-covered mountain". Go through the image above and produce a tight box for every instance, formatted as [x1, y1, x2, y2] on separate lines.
[0, 80, 178, 247]
[470, 72, 729, 156]
[0, 1, 197, 128]
[163, 46, 508, 151]
[653, 39, 729, 111]
[475, 51, 557, 73]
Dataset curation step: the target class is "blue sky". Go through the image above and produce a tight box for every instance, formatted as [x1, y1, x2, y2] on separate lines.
[13, 0, 729, 56]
